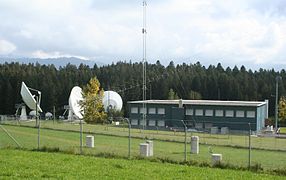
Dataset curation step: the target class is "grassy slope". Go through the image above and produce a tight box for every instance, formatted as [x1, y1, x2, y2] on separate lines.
[0, 149, 283, 179]
[1, 125, 286, 170]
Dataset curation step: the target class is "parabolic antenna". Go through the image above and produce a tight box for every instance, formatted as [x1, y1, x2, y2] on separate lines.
[69, 86, 84, 119]
[103, 91, 123, 112]
[29, 110, 36, 116]
[20, 82, 42, 112]
[45, 112, 53, 118]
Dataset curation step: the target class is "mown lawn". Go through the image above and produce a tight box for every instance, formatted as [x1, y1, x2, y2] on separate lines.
[4, 120, 286, 151]
[0, 149, 284, 179]
[0, 124, 286, 170]
[280, 127, 286, 133]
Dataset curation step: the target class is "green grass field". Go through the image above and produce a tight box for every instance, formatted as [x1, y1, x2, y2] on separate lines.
[0, 124, 286, 171]
[280, 127, 286, 133]
[0, 149, 284, 179]
[4, 120, 286, 151]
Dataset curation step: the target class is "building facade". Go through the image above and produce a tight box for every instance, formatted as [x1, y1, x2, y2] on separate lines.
[128, 100, 268, 132]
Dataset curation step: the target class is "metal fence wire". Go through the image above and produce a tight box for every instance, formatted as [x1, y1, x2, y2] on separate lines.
[0, 117, 286, 171]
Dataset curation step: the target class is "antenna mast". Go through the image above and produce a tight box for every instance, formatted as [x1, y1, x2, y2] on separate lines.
[142, 0, 147, 133]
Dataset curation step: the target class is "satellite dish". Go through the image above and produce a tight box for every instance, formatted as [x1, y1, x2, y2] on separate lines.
[103, 91, 123, 112]
[69, 86, 84, 119]
[45, 112, 53, 118]
[20, 82, 42, 112]
[29, 110, 36, 116]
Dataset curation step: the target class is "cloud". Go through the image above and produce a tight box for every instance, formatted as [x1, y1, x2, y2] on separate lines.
[1, 0, 286, 69]
[0, 39, 16, 54]
[32, 50, 88, 60]
[147, 0, 286, 67]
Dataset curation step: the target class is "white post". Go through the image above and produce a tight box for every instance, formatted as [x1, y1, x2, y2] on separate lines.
[140, 143, 149, 157]
[146, 140, 153, 156]
[212, 154, 222, 165]
[191, 136, 199, 154]
[86, 135, 94, 148]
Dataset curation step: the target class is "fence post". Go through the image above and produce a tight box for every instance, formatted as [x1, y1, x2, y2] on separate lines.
[181, 120, 187, 161]
[125, 118, 131, 159]
[80, 119, 83, 155]
[53, 106, 55, 125]
[36, 96, 40, 150]
[248, 123, 251, 169]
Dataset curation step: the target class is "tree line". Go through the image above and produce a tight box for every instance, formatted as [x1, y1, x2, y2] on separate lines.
[0, 61, 285, 118]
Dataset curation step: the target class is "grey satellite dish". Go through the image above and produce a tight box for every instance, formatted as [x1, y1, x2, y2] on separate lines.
[103, 91, 123, 112]
[69, 86, 84, 119]
[20, 82, 42, 112]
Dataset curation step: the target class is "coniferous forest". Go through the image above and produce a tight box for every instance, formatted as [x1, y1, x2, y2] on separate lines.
[0, 61, 285, 117]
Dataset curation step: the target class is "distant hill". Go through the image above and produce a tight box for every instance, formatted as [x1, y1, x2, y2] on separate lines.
[0, 57, 106, 68]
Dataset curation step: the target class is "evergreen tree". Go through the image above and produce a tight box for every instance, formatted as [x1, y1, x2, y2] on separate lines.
[0, 60, 285, 118]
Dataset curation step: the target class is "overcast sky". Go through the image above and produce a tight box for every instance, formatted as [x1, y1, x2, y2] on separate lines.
[1, 0, 286, 69]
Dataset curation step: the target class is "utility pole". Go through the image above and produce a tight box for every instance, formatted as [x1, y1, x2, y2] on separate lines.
[142, 0, 147, 136]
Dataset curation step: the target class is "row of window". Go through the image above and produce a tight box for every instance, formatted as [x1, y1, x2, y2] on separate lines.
[131, 119, 165, 127]
[186, 109, 255, 118]
[131, 107, 256, 118]
[131, 107, 165, 115]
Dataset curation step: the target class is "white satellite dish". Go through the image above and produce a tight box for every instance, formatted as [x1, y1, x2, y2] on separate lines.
[69, 86, 84, 119]
[45, 112, 53, 118]
[103, 91, 123, 112]
[20, 82, 42, 112]
[29, 110, 36, 116]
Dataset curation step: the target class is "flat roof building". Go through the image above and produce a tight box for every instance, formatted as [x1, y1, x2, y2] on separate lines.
[128, 99, 268, 133]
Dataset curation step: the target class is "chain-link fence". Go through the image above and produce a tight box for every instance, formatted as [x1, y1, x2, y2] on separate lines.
[1, 117, 286, 171]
